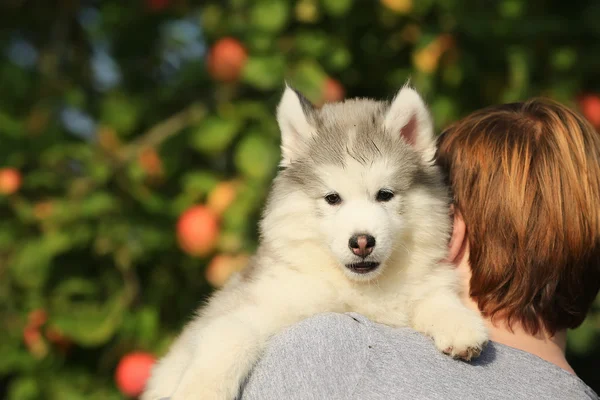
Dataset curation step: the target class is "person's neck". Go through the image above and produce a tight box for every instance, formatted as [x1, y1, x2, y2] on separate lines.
[483, 317, 575, 375]
[458, 286, 575, 374]
[451, 239, 576, 375]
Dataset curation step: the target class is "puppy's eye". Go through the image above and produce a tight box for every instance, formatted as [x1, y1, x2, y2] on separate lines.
[376, 189, 394, 202]
[324, 193, 342, 205]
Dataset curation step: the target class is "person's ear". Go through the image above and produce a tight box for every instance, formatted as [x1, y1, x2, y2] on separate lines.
[445, 205, 467, 265]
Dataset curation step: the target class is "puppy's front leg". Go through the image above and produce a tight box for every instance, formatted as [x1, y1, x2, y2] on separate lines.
[169, 305, 281, 400]
[410, 275, 488, 360]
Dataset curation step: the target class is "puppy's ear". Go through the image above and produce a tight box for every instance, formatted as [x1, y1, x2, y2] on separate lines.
[384, 83, 436, 163]
[276, 84, 317, 167]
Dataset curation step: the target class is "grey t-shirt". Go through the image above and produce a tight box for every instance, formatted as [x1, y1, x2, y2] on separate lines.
[240, 312, 598, 400]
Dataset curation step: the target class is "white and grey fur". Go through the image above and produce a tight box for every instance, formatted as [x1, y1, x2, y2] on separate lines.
[142, 84, 488, 400]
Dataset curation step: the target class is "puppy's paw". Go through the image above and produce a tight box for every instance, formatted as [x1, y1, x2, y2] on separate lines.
[441, 342, 483, 361]
[429, 307, 488, 361]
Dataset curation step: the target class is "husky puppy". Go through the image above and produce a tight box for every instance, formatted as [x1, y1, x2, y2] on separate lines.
[143, 84, 488, 400]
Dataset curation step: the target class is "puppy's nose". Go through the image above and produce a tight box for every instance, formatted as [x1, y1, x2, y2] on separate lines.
[348, 234, 376, 258]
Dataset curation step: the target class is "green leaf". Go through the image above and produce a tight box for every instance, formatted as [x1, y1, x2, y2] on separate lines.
[80, 192, 119, 217]
[234, 132, 278, 180]
[499, 0, 524, 18]
[289, 60, 328, 102]
[45, 369, 123, 400]
[200, 4, 223, 34]
[221, 180, 266, 232]
[242, 55, 286, 90]
[441, 63, 463, 87]
[182, 171, 220, 195]
[64, 88, 87, 108]
[234, 101, 273, 123]
[0, 225, 15, 250]
[7, 376, 40, 400]
[551, 47, 577, 71]
[0, 340, 36, 375]
[567, 317, 598, 355]
[0, 111, 24, 137]
[502, 46, 529, 103]
[10, 233, 72, 289]
[322, 0, 353, 16]
[51, 282, 126, 347]
[250, 0, 290, 33]
[430, 96, 457, 131]
[88, 161, 112, 184]
[295, 31, 330, 57]
[100, 94, 140, 136]
[172, 171, 221, 214]
[136, 307, 159, 347]
[326, 46, 352, 71]
[190, 116, 241, 154]
[247, 32, 276, 52]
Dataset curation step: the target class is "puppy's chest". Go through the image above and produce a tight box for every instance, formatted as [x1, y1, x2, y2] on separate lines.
[340, 286, 411, 328]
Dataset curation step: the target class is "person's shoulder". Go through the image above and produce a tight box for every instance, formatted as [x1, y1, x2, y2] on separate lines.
[262, 311, 429, 359]
[278, 311, 370, 335]
[240, 312, 432, 400]
[270, 311, 421, 344]
[259, 311, 376, 366]
[240, 312, 376, 399]
[242, 312, 599, 400]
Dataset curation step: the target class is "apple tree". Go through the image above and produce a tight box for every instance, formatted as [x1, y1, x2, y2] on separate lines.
[0, 0, 599, 398]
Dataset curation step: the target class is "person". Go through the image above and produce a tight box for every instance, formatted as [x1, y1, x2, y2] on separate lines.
[239, 98, 600, 399]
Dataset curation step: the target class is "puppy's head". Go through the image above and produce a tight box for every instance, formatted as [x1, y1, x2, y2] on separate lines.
[262, 83, 446, 281]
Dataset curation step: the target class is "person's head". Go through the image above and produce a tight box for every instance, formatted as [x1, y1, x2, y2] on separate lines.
[436, 98, 600, 336]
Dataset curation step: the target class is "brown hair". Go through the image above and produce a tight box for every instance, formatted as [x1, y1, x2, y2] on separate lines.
[436, 98, 600, 335]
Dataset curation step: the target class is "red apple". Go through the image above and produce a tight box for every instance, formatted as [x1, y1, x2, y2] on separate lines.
[23, 325, 42, 348]
[177, 205, 220, 257]
[207, 38, 248, 83]
[321, 78, 345, 104]
[0, 168, 21, 194]
[115, 352, 156, 397]
[578, 94, 600, 129]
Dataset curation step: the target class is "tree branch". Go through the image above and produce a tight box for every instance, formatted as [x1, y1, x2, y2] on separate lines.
[115, 102, 207, 165]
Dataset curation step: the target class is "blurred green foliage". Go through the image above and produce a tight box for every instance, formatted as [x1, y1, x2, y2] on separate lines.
[1, 0, 599, 398]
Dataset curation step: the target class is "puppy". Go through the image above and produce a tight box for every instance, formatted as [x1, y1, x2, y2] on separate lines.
[142, 84, 488, 400]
